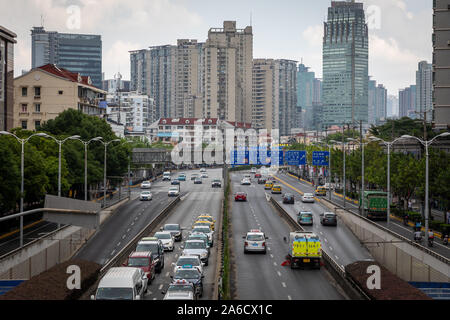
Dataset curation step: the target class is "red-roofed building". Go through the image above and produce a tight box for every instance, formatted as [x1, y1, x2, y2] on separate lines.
[13, 64, 106, 131]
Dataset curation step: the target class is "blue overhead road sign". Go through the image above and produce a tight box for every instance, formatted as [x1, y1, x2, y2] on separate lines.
[312, 151, 330, 166]
[285, 151, 307, 166]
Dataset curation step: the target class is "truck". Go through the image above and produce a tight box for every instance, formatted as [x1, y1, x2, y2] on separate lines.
[360, 191, 388, 221]
[286, 231, 322, 269]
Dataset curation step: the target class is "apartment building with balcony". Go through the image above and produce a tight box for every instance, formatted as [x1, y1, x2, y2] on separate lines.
[13, 64, 106, 130]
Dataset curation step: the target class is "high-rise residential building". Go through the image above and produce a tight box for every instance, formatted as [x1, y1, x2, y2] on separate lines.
[252, 59, 280, 133]
[130, 49, 151, 96]
[31, 27, 102, 88]
[387, 95, 399, 118]
[0, 26, 16, 131]
[175, 39, 204, 118]
[399, 85, 416, 118]
[278, 59, 298, 136]
[368, 79, 377, 125]
[203, 21, 253, 123]
[312, 78, 323, 131]
[415, 60, 432, 121]
[368, 79, 387, 125]
[296, 63, 315, 130]
[432, 0, 450, 127]
[322, 1, 369, 129]
[102, 72, 130, 93]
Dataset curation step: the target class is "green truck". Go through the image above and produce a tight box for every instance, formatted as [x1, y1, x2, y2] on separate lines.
[360, 191, 388, 220]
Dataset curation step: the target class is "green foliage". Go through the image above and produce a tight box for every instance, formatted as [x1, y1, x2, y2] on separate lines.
[369, 117, 436, 141]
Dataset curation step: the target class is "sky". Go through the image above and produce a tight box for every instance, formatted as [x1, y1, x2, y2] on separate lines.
[0, 0, 433, 97]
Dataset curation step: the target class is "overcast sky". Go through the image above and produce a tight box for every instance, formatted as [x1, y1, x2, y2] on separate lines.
[1, 0, 432, 97]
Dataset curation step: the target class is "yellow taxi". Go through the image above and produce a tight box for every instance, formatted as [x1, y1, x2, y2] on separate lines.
[264, 181, 274, 190]
[315, 186, 326, 196]
[193, 220, 214, 231]
[197, 215, 216, 230]
[271, 185, 282, 194]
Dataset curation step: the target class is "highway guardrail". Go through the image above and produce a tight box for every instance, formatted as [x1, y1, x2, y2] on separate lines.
[269, 196, 370, 300]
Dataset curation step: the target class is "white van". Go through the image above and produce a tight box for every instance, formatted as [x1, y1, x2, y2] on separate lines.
[163, 171, 171, 181]
[91, 267, 148, 300]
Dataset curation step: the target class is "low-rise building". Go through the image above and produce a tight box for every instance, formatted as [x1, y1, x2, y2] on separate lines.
[13, 64, 106, 130]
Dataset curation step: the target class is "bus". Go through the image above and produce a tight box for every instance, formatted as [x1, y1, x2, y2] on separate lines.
[360, 191, 388, 220]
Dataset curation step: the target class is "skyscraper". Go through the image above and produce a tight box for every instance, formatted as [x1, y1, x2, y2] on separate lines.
[278, 59, 298, 136]
[296, 63, 315, 130]
[203, 21, 253, 123]
[387, 95, 398, 118]
[130, 49, 151, 96]
[31, 27, 102, 88]
[432, 0, 450, 126]
[415, 60, 432, 122]
[399, 85, 416, 118]
[0, 26, 16, 131]
[322, 1, 369, 129]
[368, 78, 387, 125]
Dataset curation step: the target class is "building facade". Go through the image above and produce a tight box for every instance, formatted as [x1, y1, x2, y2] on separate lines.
[432, 0, 450, 127]
[203, 21, 253, 123]
[387, 94, 399, 118]
[0, 26, 16, 131]
[252, 59, 280, 133]
[102, 73, 130, 93]
[130, 49, 151, 96]
[31, 27, 102, 88]
[296, 63, 315, 130]
[368, 79, 387, 125]
[13, 64, 106, 131]
[399, 85, 416, 118]
[415, 60, 433, 122]
[278, 59, 298, 136]
[322, 1, 369, 129]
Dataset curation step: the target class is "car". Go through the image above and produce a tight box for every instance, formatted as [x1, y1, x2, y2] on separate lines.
[141, 181, 151, 189]
[201, 173, 208, 178]
[162, 280, 196, 300]
[190, 173, 199, 181]
[200, 168, 206, 173]
[168, 187, 180, 197]
[235, 192, 247, 201]
[211, 179, 222, 188]
[154, 231, 175, 251]
[171, 266, 204, 297]
[271, 185, 282, 194]
[243, 229, 268, 254]
[301, 193, 315, 203]
[197, 215, 216, 230]
[298, 211, 314, 226]
[241, 178, 251, 185]
[123, 251, 156, 284]
[282, 193, 295, 204]
[139, 191, 153, 201]
[315, 186, 327, 196]
[172, 255, 204, 275]
[194, 177, 202, 184]
[323, 183, 334, 190]
[255, 173, 262, 179]
[251, 167, 257, 174]
[171, 179, 180, 185]
[257, 177, 267, 184]
[320, 212, 337, 226]
[161, 224, 182, 241]
[162, 172, 171, 181]
[181, 240, 209, 266]
[244, 174, 252, 180]
[92, 267, 147, 300]
[264, 181, 274, 190]
[177, 175, 186, 181]
[187, 232, 211, 249]
[193, 220, 214, 231]
[191, 226, 214, 247]
[136, 238, 165, 273]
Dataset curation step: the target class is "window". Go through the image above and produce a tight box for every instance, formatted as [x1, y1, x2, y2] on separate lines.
[21, 104, 27, 112]
[35, 120, 41, 129]
[35, 103, 41, 112]
[34, 86, 41, 97]
[22, 87, 27, 97]
[21, 120, 27, 129]
[58, 90, 63, 95]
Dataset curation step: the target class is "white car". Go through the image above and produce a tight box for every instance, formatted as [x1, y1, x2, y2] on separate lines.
[201, 173, 208, 178]
[163, 280, 196, 300]
[243, 229, 268, 254]
[200, 168, 206, 173]
[251, 167, 257, 174]
[172, 255, 204, 275]
[241, 178, 251, 185]
[182, 240, 209, 266]
[154, 232, 175, 251]
[191, 226, 214, 247]
[139, 191, 153, 201]
[301, 193, 315, 203]
[141, 181, 151, 189]
[168, 187, 180, 197]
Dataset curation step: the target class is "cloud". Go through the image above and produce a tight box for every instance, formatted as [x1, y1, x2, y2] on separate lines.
[302, 25, 323, 48]
[104, 40, 143, 79]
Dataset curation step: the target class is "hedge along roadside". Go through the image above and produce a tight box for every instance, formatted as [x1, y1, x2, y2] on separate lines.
[219, 171, 231, 299]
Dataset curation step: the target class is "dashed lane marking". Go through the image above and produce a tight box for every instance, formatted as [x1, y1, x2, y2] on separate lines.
[282, 282, 287, 288]
[158, 284, 163, 290]
[277, 271, 282, 277]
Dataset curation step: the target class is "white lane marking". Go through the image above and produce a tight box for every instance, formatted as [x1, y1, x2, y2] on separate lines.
[273, 262, 277, 266]
[134, 217, 138, 221]
[175, 254, 178, 258]
[282, 282, 287, 288]
[270, 254, 274, 258]
[110, 250, 116, 256]
[335, 255, 339, 260]
[131, 222, 135, 226]
[117, 242, 121, 247]
[165, 272, 170, 277]
[153, 298, 157, 300]
[127, 228, 131, 233]
[324, 238, 328, 242]
[158, 284, 163, 290]
[329, 246, 333, 251]
[277, 271, 282, 277]
[288, 295, 292, 300]
[122, 235, 126, 239]
[268, 247, 271, 251]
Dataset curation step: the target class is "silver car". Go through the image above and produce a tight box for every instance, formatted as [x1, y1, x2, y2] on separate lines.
[162, 281, 195, 300]
[182, 240, 209, 266]
[141, 181, 151, 189]
[243, 230, 268, 254]
[154, 232, 175, 251]
[172, 255, 204, 275]
[192, 226, 214, 247]
[301, 193, 315, 203]
[139, 191, 152, 201]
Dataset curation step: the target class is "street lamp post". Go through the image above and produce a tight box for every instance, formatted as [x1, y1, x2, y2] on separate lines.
[400, 132, 450, 240]
[0, 131, 51, 247]
[99, 139, 121, 207]
[329, 139, 351, 208]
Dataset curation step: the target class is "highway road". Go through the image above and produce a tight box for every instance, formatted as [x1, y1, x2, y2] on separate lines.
[273, 171, 450, 259]
[229, 171, 346, 300]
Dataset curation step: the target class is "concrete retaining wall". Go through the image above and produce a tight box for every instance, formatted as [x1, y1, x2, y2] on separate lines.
[321, 200, 450, 283]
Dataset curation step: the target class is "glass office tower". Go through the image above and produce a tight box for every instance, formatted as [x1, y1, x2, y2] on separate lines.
[322, 1, 369, 129]
[31, 27, 102, 88]
[0, 26, 16, 131]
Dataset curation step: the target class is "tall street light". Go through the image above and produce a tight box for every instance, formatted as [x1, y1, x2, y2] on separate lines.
[0, 131, 50, 247]
[400, 132, 450, 240]
[99, 139, 121, 207]
[347, 138, 370, 216]
[369, 136, 407, 225]
[330, 139, 352, 208]
[71, 137, 103, 201]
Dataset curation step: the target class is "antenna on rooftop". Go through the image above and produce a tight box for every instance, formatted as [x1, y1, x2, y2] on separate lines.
[250, 11, 252, 26]
[40, 14, 44, 27]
